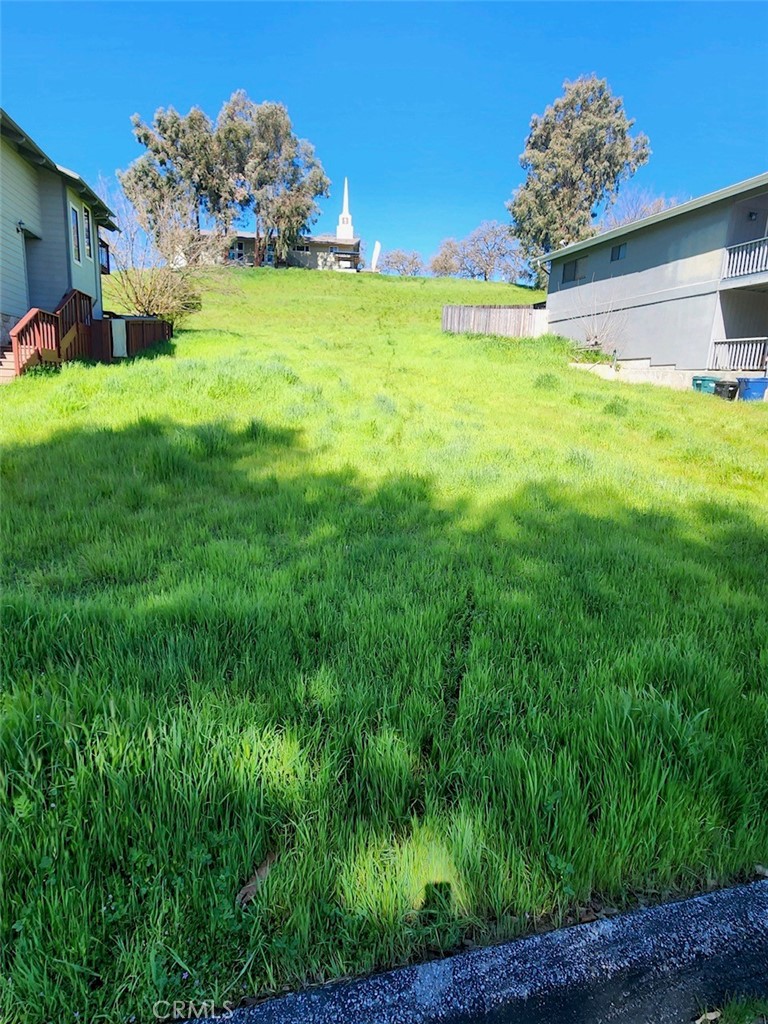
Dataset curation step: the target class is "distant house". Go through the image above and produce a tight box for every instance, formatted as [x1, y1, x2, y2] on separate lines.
[226, 178, 362, 272]
[543, 173, 768, 373]
[0, 110, 169, 380]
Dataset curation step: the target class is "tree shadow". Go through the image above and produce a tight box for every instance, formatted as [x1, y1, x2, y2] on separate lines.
[126, 338, 177, 361]
[1, 417, 766, 1018]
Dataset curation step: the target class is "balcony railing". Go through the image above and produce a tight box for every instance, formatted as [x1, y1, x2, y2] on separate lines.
[708, 337, 768, 372]
[723, 236, 768, 279]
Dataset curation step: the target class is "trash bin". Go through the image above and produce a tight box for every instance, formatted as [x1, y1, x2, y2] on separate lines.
[692, 375, 720, 394]
[737, 377, 768, 402]
[713, 380, 739, 401]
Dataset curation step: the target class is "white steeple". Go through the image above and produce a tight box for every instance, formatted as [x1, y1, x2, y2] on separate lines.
[336, 177, 354, 241]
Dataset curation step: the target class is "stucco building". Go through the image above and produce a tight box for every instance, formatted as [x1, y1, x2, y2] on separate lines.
[543, 173, 768, 373]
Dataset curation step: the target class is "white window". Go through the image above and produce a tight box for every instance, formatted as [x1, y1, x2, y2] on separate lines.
[83, 208, 93, 260]
[70, 204, 82, 263]
[610, 243, 627, 262]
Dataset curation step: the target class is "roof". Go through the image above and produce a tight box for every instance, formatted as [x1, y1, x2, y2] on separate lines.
[0, 109, 118, 231]
[225, 230, 360, 246]
[541, 171, 768, 265]
[305, 234, 360, 245]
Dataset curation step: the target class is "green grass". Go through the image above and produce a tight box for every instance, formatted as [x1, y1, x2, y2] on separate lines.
[2, 268, 767, 1023]
[717, 1000, 768, 1024]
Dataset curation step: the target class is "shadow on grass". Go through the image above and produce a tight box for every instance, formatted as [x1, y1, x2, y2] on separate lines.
[1, 417, 767, 1019]
[126, 338, 177, 362]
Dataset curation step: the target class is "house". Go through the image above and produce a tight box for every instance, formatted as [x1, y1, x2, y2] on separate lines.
[543, 173, 768, 375]
[0, 110, 169, 379]
[226, 178, 362, 272]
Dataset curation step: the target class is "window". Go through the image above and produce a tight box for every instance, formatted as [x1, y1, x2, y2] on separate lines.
[83, 208, 93, 260]
[292, 244, 309, 253]
[70, 205, 81, 263]
[562, 257, 586, 283]
[610, 243, 627, 262]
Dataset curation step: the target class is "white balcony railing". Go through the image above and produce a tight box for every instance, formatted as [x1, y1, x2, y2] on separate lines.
[723, 236, 768, 279]
[708, 337, 768, 372]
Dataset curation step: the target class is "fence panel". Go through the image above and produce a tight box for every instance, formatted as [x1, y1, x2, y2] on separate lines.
[123, 318, 173, 357]
[442, 305, 548, 338]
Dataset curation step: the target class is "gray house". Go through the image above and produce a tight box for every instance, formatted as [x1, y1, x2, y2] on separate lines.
[0, 110, 116, 346]
[544, 173, 768, 374]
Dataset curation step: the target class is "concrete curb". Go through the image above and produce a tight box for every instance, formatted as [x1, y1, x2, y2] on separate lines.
[210, 881, 768, 1023]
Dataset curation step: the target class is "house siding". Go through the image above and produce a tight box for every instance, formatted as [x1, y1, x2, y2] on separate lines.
[547, 204, 731, 370]
[0, 137, 42, 323]
[545, 180, 768, 372]
[66, 187, 103, 314]
[25, 169, 71, 312]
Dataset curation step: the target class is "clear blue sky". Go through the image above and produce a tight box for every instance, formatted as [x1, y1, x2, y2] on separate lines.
[2, 1, 767, 259]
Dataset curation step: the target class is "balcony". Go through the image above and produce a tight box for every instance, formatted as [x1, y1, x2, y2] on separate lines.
[723, 236, 768, 280]
[708, 337, 768, 372]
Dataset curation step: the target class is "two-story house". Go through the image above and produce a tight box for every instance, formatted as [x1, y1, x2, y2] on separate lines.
[0, 110, 117, 355]
[543, 173, 768, 375]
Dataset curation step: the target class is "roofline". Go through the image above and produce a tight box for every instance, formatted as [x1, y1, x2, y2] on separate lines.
[211, 229, 361, 244]
[0, 109, 118, 231]
[537, 171, 768, 265]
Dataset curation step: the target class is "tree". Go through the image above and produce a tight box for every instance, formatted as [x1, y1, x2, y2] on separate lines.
[241, 101, 330, 265]
[430, 223, 524, 282]
[124, 104, 231, 236]
[122, 92, 329, 265]
[429, 238, 462, 277]
[601, 187, 679, 230]
[97, 178, 225, 327]
[458, 221, 523, 282]
[380, 249, 424, 276]
[507, 75, 650, 282]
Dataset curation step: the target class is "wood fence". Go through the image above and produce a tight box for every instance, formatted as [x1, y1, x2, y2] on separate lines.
[124, 317, 173, 357]
[99, 316, 173, 361]
[442, 304, 549, 339]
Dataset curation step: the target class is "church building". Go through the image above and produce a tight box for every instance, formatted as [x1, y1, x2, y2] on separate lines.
[227, 178, 362, 272]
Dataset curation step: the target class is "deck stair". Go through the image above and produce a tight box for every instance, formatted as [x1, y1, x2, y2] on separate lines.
[5, 289, 93, 380]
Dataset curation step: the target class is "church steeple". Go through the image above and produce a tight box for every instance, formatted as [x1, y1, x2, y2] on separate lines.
[336, 177, 354, 241]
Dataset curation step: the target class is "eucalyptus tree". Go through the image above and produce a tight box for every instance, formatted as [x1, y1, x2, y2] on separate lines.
[121, 91, 328, 265]
[507, 75, 650, 283]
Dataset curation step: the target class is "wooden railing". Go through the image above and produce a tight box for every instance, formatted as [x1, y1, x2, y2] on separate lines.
[9, 289, 93, 376]
[9, 307, 59, 375]
[723, 236, 768, 279]
[708, 337, 768, 372]
[57, 289, 93, 361]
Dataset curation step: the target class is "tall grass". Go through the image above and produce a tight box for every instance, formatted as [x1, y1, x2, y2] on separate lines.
[1, 269, 767, 1023]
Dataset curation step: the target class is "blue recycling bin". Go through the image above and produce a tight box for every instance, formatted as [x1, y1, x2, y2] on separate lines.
[737, 377, 768, 402]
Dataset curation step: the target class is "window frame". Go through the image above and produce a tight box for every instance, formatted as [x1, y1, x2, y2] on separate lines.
[610, 243, 627, 262]
[562, 257, 586, 283]
[70, 204, 82, 265]
[83, 207, 93, 261]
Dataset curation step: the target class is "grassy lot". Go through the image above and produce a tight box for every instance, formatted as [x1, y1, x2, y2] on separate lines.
[2, 269, 767, 1023]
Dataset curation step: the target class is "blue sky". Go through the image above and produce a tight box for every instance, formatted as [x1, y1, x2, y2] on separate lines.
[2, 2, 767, 260]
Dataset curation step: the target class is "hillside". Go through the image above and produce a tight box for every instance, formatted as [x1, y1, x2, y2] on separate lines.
[2, 269, 767, 1023]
